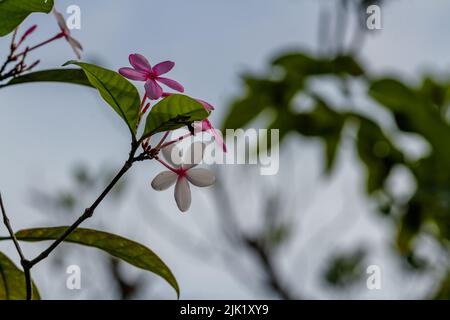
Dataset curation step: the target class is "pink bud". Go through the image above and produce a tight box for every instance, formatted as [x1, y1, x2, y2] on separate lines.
[18, 25, 37, 46]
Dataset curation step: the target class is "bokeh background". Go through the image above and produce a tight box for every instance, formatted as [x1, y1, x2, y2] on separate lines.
[1, 0, 450, 299]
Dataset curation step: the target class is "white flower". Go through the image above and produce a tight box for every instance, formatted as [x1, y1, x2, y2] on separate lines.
[151, 142, 215, 212]
[53, 9, 83, 59]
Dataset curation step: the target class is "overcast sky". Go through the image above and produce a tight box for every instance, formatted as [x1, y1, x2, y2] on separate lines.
[1, 0, 449, 299]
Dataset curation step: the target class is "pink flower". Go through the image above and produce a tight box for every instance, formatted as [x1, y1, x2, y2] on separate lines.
[53, 9, 83, 59]
[151, 142, 215, 212]
[119, 54, 184, 100]
[194, 119, 227, 152]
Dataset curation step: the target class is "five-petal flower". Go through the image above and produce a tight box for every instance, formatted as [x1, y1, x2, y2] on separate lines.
[119, 54, 184, 100]
[151, 142, 215, 212]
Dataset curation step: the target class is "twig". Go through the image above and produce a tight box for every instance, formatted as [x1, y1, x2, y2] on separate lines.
[28, 143, 141, 268]
[1, 142, 149, 300]
[0, 192, 32, 299]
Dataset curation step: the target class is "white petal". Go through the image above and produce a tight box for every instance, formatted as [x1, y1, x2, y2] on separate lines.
[68, 36, 83, 50]
[174, 177, 191, 212]
[182, 142, 206, 170]
[186, 168, 216, 187]
[151, 171, 177, 190]
[67, 37, 82, 59]
[53, 10, 69, 34]
[162, 144, 182, 167]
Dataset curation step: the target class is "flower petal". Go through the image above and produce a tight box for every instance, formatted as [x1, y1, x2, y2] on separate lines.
[196, 99, 215, 111]
[145, 79, 163, 100]
[151, 171, 177, 190]
[174, 177, 191, 212]
[119, 68, 147, 81]
[68, 35, 83, 50]
[186, 168, 216, 187]
[156, 77, 184, 93]
[129, 54, 152, 72]
[67, 36, 83, 59]
[152, 61, 175, 76]
[53, 9, 69, 34]
[182, 142, 205, 170]
[211, 127, 227, 152]
[162, 144, 183, 167]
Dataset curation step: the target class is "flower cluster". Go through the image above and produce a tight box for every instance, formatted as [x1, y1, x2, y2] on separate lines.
[0, 8, 83, 82]
[119, 54, 226, 212]
[13, 8, 83, 61]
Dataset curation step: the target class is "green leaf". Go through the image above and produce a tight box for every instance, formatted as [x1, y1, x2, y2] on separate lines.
[14, 227, 180, 297]
[64, 61, 141, 137]
[3, 69, 93, 88]
[355, 117, 404, 193]
[273, 53, 364, 78]
[142, 94, 209, 139]
[0, 252, 40, 300]
[0, 0, 54, 37]
[370, 78, 450, 164]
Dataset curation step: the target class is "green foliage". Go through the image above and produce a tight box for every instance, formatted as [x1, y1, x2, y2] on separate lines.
[64, 61, 141, 137]
[223, 50, 450, 294]
[355, 116, 404, 193]
[323, 249, 366, 289]
[369, 79, 450, 163]
[4, 69, 93, 88]
[224, 53, 364, 173]
[14, 227, 179, 297]
[0, 252, 40, 300]
[142, 94, 209, 139]
[0, 0, 53, 37]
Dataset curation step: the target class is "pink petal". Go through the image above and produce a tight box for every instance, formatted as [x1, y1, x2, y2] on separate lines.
[162, 144, 183, 167]
[145, 79, 163, 100]
[156, 77, 184, 93]
[174, 177, 191, 212]
[68, 36, 83, 50]
[129, 54, 152, 72]
[196, 99, 215, 111]
[67, 36, 83, 59]
[119, 68, 147, 81]
[53, 9, 69, 34]
[211, 127, 227, 152]
[152, 61, 175, 76]
[186, 168, 215, 187]
[151, 171, 177, 190]
[201, 119, 213, 131]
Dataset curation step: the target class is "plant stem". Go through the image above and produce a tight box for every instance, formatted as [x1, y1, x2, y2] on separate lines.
[159, 132, 193, 150]
[28, 145, 139, 268]
[13, 32, 64, 59]
[15, 143, 146, 300]
[0, 192, 32, 299]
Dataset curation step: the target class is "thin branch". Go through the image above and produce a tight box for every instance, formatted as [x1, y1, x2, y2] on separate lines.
[0, 193, 26, 261]
[28, 144, 141, 268]
[0, 192, 32, 299]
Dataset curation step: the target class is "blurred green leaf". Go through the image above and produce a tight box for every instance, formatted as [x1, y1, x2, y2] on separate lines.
[370, 78, 450, 164]
[142, 94, 209, 139]
[433, 271, 450, 299]
[0, 252, 40, 300]
[14, 227, 179, 297]
[64, 61, 140, 137]
[323, 248, 366, 289]
[273, 53, 364, 78]
[356, 117, 404, 193]
[0, 0, 53, 37]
